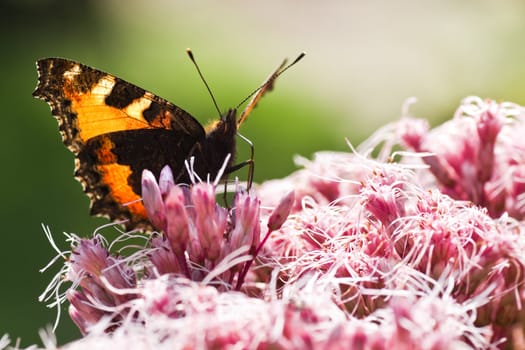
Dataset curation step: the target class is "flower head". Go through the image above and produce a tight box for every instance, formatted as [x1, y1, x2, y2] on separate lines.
[398, 96, 525, 220]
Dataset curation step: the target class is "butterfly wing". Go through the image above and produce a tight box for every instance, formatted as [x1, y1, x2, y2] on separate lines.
[33, 58, 206, 229]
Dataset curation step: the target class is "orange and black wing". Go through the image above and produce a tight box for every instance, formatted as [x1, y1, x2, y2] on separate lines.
[33, 57, 206, 230]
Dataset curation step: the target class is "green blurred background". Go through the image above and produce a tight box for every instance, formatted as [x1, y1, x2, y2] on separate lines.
[2, 0, 525, 346]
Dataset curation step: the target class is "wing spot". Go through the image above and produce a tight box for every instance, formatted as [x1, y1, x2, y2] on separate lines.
[123, 97, 152, 122]
[95, 136, 118, 164]
[63, 64, 81, 81]
[91, 76, 116, 100]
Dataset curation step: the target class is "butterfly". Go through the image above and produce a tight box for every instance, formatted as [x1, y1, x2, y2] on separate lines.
[33, 51, 304, 230]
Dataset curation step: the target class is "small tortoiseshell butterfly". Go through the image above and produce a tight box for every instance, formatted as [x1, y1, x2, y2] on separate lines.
[33, 51, 304, 230]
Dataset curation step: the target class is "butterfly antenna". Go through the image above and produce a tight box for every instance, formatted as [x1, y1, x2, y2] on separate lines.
[236, 52, 305, 127]
[186, 48, 222, 117]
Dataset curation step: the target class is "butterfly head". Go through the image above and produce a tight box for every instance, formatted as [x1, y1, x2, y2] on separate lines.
[199, 109, 238, 176]
[205, 108, 238, 136]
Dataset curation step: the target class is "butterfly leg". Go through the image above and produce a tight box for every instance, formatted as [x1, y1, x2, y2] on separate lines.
[227, 132, 254, 190]
[222, 157, 254, 208]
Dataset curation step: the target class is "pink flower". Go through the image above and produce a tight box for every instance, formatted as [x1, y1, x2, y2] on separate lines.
[398, 96, 525, 220]
[141, 169, 271, 284]
[30, 96, 525, 349]
[46, 276, 493, 350]
[36, 174, 295, 336]
[64, 236, 137, 334]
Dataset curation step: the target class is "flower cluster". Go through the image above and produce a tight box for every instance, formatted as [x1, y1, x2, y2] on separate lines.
[37, 166, 294, 336]
[38, 276, 491, 350]
[12, 96, 525, 349]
